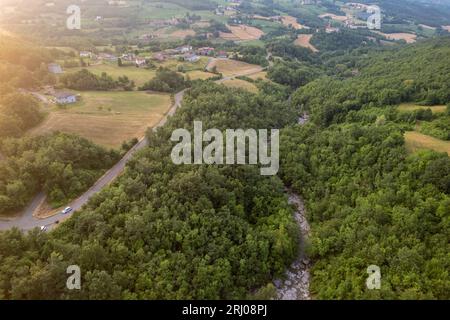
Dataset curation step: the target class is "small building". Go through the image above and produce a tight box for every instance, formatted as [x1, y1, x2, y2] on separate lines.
[153, 53, 166, 62]
[48, 63, 63, 74]
[217, 50, 228, 58]
[121, 53, 136, 61]
[197, 47, 215, 56]
[176, 45, 193, 54]
[79, 51, 92, 58]
[135, 57, 147, 67]
[184, 54, 200, 63]
[54, 92, 77, 104]
[99, 53, 118, 61]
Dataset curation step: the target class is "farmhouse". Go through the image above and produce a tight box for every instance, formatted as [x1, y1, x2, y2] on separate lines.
[48, 63, 63, 74]
[79, 51, 92, 58]
[135, 57, 147, 67]
[184, 54, 200, 63]
[54, 92, 77, 104]
[197, 47, 215, 56]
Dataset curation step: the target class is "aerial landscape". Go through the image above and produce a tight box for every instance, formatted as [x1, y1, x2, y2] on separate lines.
[0, 0, 448, 304]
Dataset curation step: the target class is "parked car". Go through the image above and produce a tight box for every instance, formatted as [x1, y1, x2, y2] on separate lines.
[61, 207, 73, 214]
[40, 225, 47, 231]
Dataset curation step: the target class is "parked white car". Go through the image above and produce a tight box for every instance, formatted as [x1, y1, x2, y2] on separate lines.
[61, 207, 73, 214]
[40, 225, 47, 231]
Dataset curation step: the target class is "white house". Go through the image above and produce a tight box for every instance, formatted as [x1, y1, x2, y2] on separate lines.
[79, 51, 92, 58]
[54, 92, 77, 104]
[184, 54, 200, 62]
[48, 63, 63, 74]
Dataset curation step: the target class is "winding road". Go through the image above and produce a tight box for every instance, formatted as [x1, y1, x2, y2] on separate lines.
[0, 63, 264, 232]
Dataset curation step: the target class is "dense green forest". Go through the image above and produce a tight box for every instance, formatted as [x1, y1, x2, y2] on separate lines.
[0, 133, 119, 214]
[293, 38, 450, 126]
[0, 83, 298, 299]
[280, 124, 449, 299]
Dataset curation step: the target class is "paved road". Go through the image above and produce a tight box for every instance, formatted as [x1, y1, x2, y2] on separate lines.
[0, 65, 264, 232]
[0, 90, 185, 232]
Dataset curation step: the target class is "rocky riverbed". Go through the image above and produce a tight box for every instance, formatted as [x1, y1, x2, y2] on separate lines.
[275, 191, 311, 300]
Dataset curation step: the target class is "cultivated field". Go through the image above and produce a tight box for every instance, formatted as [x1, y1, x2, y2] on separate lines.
[405, 131, 450, 155]
[221, 79, 258, 93]
[294, 34, 319, 52]
[281, 15, 310, 30]
[185, 70, 217, 80]
[30, 91, 171, 149]
[247, 71, 268, 81]
[222, 24, 265, 41]
[373, 31, 417, 43]
[208, 59, 262, 77]
[319, 13, 348, 22]
[398, 103, 447, 114]
[67, 63, 155, 87]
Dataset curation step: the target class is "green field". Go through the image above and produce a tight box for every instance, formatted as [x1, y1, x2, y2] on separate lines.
[398, 103, 447, 114]
[30, 91, 171, 149]
[67, 63, 156, 87]
[405, 131, 450, 155]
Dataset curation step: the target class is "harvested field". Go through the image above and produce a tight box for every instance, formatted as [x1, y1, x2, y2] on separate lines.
[208, 59, 262, 77]
[294, 34, 318, 52]
[373, 31, 417, 43]
[405, 131, 450, 155]
[281, 15, 310, 30]
[221, 79, 258, 93]
[30, 91, 171, 149]
[319, 13, 348, 22]
[222, 24, 264, 41]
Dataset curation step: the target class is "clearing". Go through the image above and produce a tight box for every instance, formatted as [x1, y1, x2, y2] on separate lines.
[294, 34, 319, 52]
[281, 16, 310, 30]
[207, 59, 262, 77]
[185, 70, 217, 80]
[246, 71, 268, 81]
[372, 31, 417, 43]
[67, 63, 155, 87]
[319, 13, 348, 22]
[405, 131, 450, 155]
[221, 24, 264, 41]
[398, 103, 447, 114]
[221, 79, 258, 93]
[30, 91, 171, 149]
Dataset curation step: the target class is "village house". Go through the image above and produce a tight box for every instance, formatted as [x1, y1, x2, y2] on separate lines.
[153, 53, 166, 62]
[184, 53, 200, 63]
[79, 51, 92, 58]
[99, 53, 118, 61]
[121, 53, 136, 61]
[176, 45, 193, 54]
[197, 47, 215, 56]
[48, 63, 63, 74]
[135, 57, 147, 67]
[54, 92, 77, 104]
[217, 50, 228, 58]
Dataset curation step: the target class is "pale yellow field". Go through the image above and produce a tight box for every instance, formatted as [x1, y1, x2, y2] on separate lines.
[405, 131, 450, 155]
[169, 29, 196, 39]
[221, 79, 258, 93]
[294, 34, 319, 52]
[398, 104, 447, 114]
[30, 91, 171, 149]
[209, 59, 262, 77]
[67, 63, 155, 87]
[186, 70, 217, 80]
[247, 71, 267, 81]
[281, 16, 309, 30]
[319, 13, 348, 22]
[222, 24, 264, 41]
[373, 31, 417, 43]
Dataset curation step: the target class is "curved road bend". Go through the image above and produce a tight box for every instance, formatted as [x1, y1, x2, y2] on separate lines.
[0, 66, 264, 232]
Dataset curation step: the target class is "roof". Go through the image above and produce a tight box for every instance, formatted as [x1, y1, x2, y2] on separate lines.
[54, 92, 76, 99]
